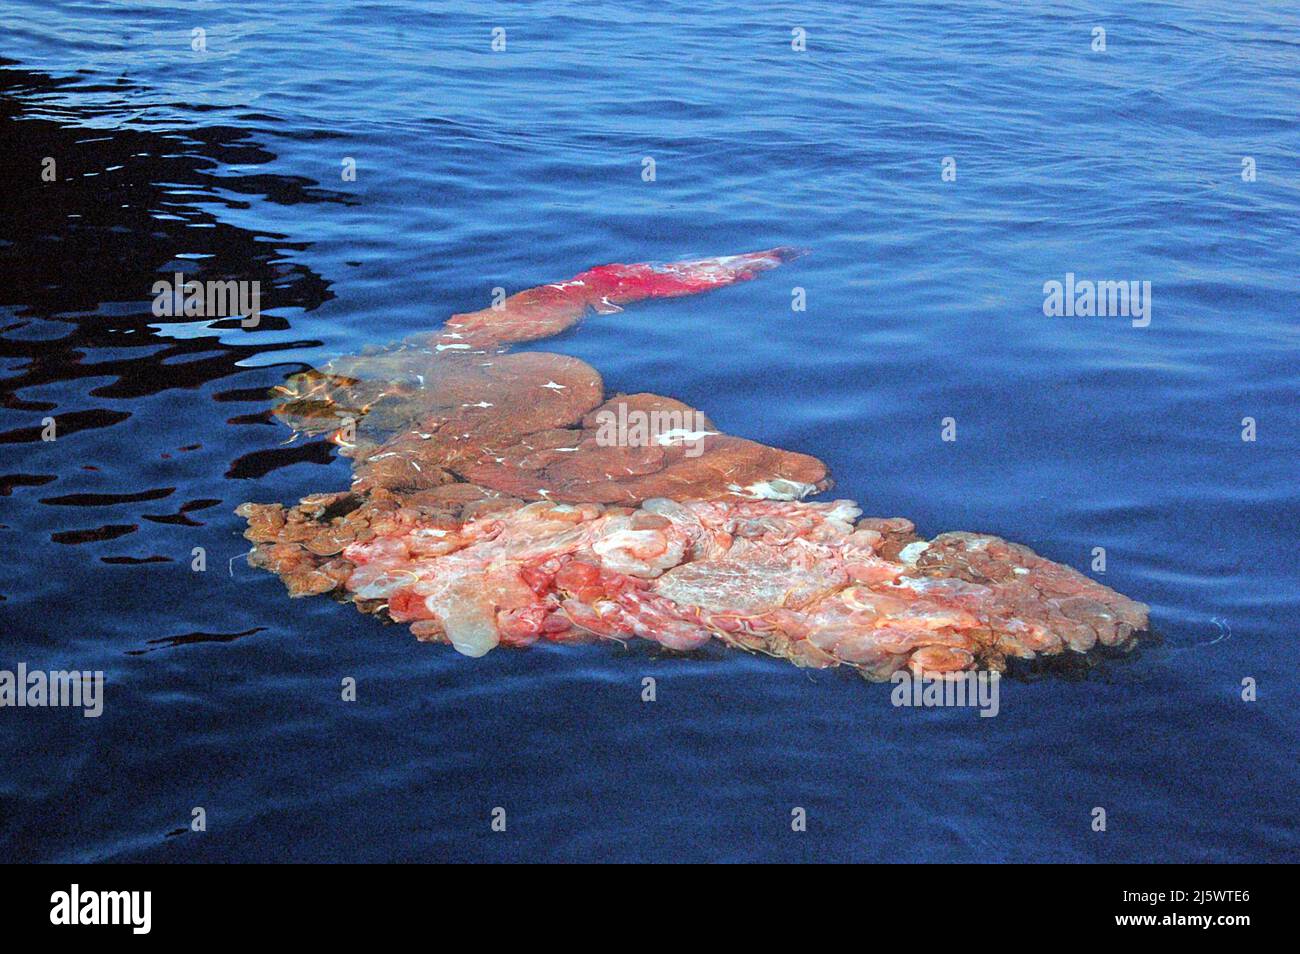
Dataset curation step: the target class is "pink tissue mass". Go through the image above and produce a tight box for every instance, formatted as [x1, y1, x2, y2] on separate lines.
[238, 249, 1149, 680]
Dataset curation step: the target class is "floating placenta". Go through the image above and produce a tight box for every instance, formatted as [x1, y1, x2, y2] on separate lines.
[239, 249, 1148, 679]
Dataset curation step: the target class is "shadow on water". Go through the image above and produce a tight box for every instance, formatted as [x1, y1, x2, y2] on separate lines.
[0, 59, 345, 554]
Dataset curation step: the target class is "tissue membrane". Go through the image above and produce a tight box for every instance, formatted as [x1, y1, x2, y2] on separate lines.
[239, 249, 1147, 678]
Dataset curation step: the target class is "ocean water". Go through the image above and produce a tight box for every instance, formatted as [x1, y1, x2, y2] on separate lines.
[1, 0, 1296, 862]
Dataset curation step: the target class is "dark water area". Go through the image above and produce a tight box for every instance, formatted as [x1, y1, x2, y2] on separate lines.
[1, 1, 1297, 862]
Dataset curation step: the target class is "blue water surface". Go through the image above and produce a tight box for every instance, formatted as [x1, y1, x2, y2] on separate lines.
[0, 0, 1297, 862]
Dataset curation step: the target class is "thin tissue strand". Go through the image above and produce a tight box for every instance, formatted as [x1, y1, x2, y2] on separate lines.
[240, 249, 1148, 678]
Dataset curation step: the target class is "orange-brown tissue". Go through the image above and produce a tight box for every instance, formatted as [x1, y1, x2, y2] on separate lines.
[239, 249, 1148, 678]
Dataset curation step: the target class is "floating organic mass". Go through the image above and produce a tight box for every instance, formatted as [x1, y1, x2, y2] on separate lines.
[239, 249, 1147, 679]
